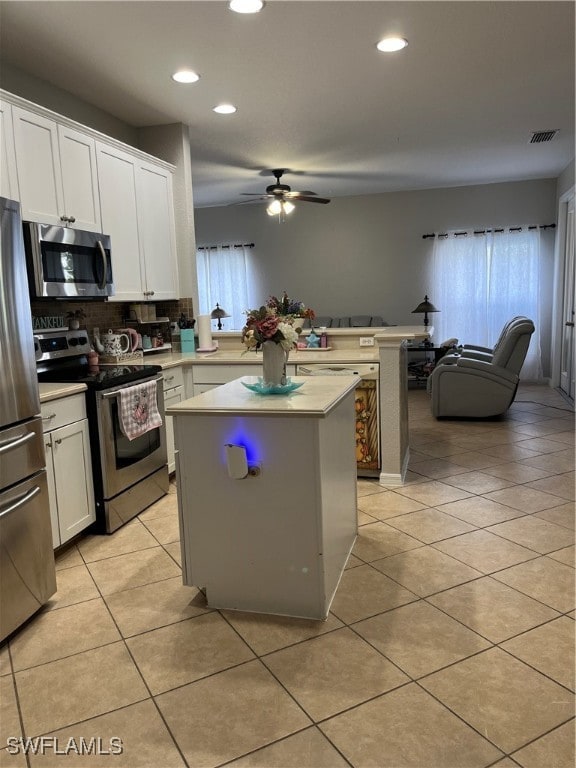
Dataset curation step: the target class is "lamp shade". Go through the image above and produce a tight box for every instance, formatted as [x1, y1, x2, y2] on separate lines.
[210, 303, 230, 329]
[411, 295, 439, 327]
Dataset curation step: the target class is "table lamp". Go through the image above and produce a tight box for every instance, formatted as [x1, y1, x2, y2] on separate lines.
[411, 295, 439, 328]
[210, 303, 230, 330]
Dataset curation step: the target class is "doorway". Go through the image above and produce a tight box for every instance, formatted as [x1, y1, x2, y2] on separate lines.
[558, 192, 575, 401]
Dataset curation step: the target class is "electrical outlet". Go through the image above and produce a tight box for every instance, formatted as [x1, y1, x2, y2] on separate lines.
[359, 337, 375, 347]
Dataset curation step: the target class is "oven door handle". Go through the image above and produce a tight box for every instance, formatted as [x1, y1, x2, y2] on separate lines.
[96, 239, 108, 290]
[100, 374, 164, 399]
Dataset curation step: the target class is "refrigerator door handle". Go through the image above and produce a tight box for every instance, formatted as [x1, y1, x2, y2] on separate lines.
[0, 485, 41, 519]
[0, 430, 35, 455]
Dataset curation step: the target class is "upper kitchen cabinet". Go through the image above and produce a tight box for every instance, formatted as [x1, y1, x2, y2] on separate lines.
[11, 106, 101, 231]
[97, 142, 178, 302]
[0, 100, 19, 201]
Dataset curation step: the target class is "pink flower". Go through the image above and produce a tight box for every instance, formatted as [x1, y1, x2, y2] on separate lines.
[257, 315, 279, 339]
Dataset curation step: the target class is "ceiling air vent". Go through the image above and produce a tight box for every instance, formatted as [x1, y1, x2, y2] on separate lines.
[529, 130, 558, 144]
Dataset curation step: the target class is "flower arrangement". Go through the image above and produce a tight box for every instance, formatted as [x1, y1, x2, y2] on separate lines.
[242, 292, 315, 351]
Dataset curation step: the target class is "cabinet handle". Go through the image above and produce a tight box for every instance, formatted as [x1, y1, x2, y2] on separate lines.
[165, 375, 174, 383]
[42, 413, 56, 422]
[55, 438, 62, 445]
[566, 321, 575, 328]
[68, 216, 76, 223]
[60, 215, 68, 222]
[0, 486, 41, 519]
[45, 443, 51, 450]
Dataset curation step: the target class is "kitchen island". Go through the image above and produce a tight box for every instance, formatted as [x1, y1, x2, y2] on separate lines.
[167, 375, 358, 620]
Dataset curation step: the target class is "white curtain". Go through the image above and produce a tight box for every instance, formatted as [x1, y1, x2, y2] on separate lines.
[196, 244, 250, 330]
[432, 228, 542, 380]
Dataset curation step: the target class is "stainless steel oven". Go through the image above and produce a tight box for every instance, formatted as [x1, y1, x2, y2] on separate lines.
[92, 375, 169, 532]
[23, 222, 113, 298]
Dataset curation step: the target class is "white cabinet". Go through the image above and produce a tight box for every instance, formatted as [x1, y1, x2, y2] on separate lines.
[162, 366, 184, 474]
[97, 142, 178, 302]
[0, 100, 18, 200]
[41, 394, 96, 548]
[12, 106, 101, 230]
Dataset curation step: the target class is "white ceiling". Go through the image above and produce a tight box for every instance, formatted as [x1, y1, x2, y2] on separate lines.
[0, 0, 574, 208]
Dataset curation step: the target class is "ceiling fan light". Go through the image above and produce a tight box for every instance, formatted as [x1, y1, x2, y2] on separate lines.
[213, 104, 237, 114]
[376, 36, 408, 52]
[267, 199, 282, 215]
[229, 0, 264, 13]
[172, 69, 200, 84]
[282, 200, 295, 214]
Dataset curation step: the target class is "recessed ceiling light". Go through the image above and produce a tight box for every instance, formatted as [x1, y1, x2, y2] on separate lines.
[213, 104, 237, 114]
[172, 70, 200, 84]
[229, 0, 264, 13]
[376, 37, 408, 53]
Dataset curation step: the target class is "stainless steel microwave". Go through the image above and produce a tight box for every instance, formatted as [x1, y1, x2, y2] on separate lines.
[23, 222, 114, 299]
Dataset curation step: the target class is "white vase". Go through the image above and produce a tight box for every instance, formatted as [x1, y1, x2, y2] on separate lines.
[262, 341, 288, 386]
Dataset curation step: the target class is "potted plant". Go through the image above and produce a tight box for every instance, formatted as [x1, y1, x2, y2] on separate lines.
[66, 308, 86, 330]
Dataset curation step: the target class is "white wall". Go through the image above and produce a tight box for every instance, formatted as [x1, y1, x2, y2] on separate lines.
[195, 179, 557, 373]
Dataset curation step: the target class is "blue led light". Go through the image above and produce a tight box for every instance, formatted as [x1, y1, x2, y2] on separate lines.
[222, 419, 260, 465]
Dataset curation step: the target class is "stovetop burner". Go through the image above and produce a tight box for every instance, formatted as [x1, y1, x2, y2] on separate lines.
[37, 363, 162, 391]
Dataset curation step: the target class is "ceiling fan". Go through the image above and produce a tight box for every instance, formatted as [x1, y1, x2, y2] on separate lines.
[239, 169, 330, 215]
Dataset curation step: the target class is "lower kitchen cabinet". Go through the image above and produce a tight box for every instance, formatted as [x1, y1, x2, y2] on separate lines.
[191, 363, 296, 396]
[41, 394, 96, 548]
[162, 366, 184, 474]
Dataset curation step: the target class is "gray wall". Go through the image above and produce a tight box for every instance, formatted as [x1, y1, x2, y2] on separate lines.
[195, 179, 558, 372]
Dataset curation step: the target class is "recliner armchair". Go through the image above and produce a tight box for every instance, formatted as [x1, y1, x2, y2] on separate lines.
[428, 317, 535, 418]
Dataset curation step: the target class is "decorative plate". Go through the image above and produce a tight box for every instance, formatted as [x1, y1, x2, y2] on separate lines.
[242, 378, 304, 395]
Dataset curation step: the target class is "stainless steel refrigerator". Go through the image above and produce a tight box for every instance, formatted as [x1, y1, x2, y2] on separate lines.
[0, 197, 56, 642]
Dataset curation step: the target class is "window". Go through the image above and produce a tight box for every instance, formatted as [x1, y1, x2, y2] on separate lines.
[196, 244, 251, 330]
[431, 228, 542, 380]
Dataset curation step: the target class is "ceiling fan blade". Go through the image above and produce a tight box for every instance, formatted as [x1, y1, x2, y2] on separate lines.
[284, 190, 316, 198]
[292, 195, 331, 204]
[240, 193, 273, 197]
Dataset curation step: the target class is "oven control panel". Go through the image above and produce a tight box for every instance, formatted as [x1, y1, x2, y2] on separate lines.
[34, 330, 91, 362]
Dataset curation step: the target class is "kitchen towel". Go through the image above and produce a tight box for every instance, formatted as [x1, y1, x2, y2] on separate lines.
[197, 314, 214, 350]
[118, 380, 163, 441]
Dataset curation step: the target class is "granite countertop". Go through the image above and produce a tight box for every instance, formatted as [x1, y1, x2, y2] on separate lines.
[147, 349, 380, 368]
[38, 382, 87, 403]
[166, 375, 359, 417]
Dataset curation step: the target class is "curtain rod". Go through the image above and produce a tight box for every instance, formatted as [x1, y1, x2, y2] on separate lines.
[197, 242, 255, 250]
[422, 224, 555, 239]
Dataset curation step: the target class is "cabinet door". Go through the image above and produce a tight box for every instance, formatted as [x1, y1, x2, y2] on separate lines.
[96, 142, 145, 302]
[58, 125, 101, 232]
[12, 106, 64, 224]
[0, 100, 19, 200]
[44, 442, 61, 548]
[164, 385, 184, 474]
[137, 162, 179, 300]
[50, 419, 96, 545]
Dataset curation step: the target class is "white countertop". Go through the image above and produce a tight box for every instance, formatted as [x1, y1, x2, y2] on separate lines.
[167, 375, 359, 417]
[38, 382, 87, 403]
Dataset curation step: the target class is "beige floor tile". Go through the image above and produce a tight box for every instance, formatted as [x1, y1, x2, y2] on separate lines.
[0, 745, 27, 767]
[482, 461, 555, 483]
[344, 553, 363, 569]
[415, 440, 480, 458]
[163, 541, 182, 566]
[515, 437, 574, 454]
[428, 576, 559, 643]
[491, 759, 523, 768]
[0, 644, 11, 676]
[227, 727, 349, 768]
[421, 648, 574, 753]
[524, 471, 575, 501]
[356, 480, 386, 498]
[437, 495, 525, 527]
[44, 563, 100, 612]
[104, 577, 209, 637]
[545, 430, 576, 445]
[263, 627, 409, 721]
[9, 599, 120, 671]
[371, 546, 482, 597]
[450, 433, 514, 451]
[521, 451, 575, 474]
[445, 450, 503, 470]
[501, 616, 575, 690]
[86, 546, 181, 595]
[433, 529, 538, 574]
[478, 443, 541, 461]
[329, 564, 417, 624]
[221, 610, 343, 656]
[15, 642, 148, 736]
[126, 612, 254, 694]
[405, 457, 472, 479]
[493, 556, 575, 612]
[0, 676, 21, 746]
[442, 470, 516, 494]
[548, 545, 575, 567]
[77, 519, 158, 563]
[395, 480, 472, 506]
[535, 501, 575, 529]
[355, 600, 490, 677]
[54, 545, 83, 571]
[511, 418, 575, 438]
[28, 700, 185, 767]
[141, 514, 181, 544]
[486, 516, 574, 554]
[320, 683, 503, 768]
[511, 720, 575, 768]
[357, 509, 378, 525]
[385, 507, 476, 543]
[156, 661, 311, 768]
[352, 522, 423, 562]
[138, 490, 178, 520]
[357, 491, 427, 519]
